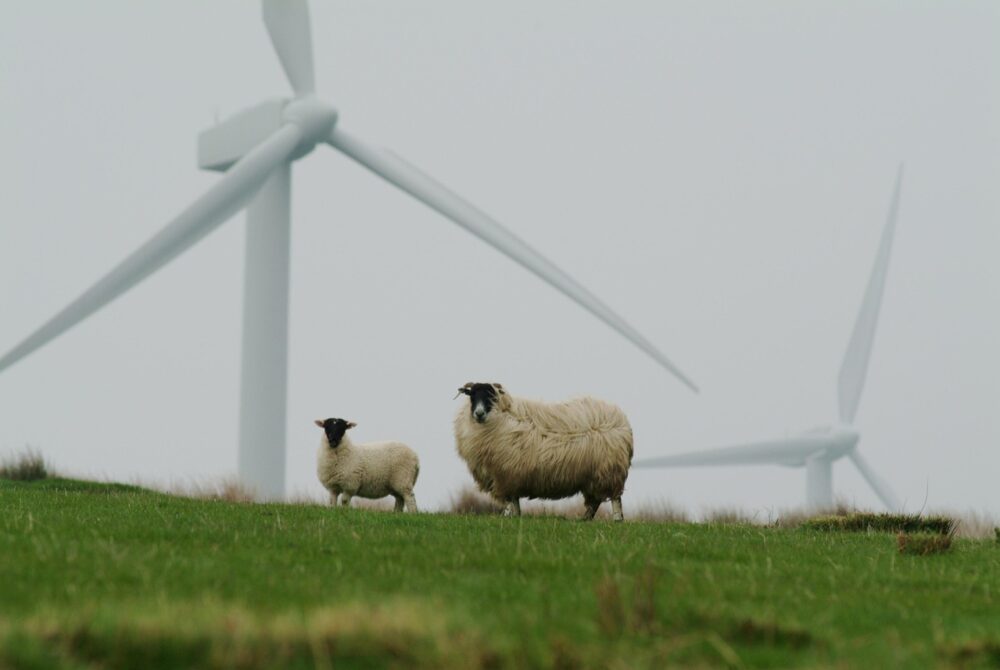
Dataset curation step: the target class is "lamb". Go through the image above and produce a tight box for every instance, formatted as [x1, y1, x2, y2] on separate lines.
[315, 418, 419, 512]
[453, 382, 633, 521]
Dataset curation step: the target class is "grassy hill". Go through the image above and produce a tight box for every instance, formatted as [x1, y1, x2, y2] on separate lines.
[2, 476, 999, 668]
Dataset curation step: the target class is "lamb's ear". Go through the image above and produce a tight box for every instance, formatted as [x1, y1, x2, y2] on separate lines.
[314, 419, 325, 428]
[346, 421, 357, 430]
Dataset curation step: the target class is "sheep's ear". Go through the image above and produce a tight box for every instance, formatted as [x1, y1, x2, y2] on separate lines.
[494, 383, 505, 395]
[456, 385, 472, 396]
[346, 421, 357, 430]
[314, 419, 325, 428]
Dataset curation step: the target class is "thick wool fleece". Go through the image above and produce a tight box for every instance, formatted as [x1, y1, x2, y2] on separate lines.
[454, 390, 633, 506]
[317, 435, 419, 512]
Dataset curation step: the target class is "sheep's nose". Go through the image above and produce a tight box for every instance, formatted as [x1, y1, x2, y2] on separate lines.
[474, 409, 487, 422]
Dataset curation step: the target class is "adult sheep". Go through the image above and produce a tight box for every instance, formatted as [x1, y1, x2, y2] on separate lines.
[315, 418, 419, 512]
[454, 382, 633, 521]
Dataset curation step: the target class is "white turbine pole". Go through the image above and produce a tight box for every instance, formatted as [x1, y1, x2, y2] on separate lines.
[805, 455, 834, 510]
[237, 164, 292, 499]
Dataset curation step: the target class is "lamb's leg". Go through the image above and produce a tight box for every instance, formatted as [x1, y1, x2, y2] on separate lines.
[502, 499, 521, 517]
[393, 495, 404, 512]
[404, 493, 418, 513]
[612, 497, 624, 522]
[340, 494, 353, 508]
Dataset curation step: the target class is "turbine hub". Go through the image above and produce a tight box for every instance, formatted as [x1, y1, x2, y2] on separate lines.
[831, 424, 861, 446]
[825, 425, 860, 460]
[282, 96, 338, 157]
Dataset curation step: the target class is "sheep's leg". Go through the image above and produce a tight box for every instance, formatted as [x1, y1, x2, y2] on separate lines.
[583, 497, 600, 520]
[393, 495, 404, 513]
[404, 493, 419, 513]
[340, 494, 353, 508]
[501, 499, 521, 517]
[612, 497, 624, 522]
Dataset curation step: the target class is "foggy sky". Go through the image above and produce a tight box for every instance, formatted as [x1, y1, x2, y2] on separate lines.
[1, 1, 997, 515]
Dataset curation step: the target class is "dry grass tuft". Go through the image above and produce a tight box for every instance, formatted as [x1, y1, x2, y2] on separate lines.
[0, 449, 49, 481]
[628, 500, 690, 524]
[897, 531, 954, 556]
[771, 501, 857, 528]
[802, 512, 954, 535]
[169, 478, 257, 503]
[594, 577, 625, 637]
[448, 487, 504, 515]
[2, 599, 494, 670]
[776, 505, 1000, 539]
[548, 635, 583, 670]
[594, 566, 661, 638]
[630, 566, 657, 634]
[928, 509, 999, 539]
[944, 639, 1000, 666]
[178, 482, 397, 510]
[730, 618, 814, 649]
[702, 507, 760, 525]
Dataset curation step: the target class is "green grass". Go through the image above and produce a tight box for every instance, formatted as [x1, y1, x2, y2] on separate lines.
[2, 478, 1000, 668]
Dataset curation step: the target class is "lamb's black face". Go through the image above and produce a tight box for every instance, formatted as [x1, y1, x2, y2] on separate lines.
[314, 417, 356, 448]
[458, 382, 502, 424]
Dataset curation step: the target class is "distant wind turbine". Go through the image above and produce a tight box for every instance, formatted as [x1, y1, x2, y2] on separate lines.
[634, 167, 905, 511]
[0, 1, 697, 499]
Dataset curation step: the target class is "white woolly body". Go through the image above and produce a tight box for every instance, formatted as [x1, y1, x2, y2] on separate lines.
[317, 435, 419, 509]
[454, 392, 633, 505]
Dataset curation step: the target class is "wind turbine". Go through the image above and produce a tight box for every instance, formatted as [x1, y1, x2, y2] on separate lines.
[0, 1, 698, 499]
[634, 167, 905, 511]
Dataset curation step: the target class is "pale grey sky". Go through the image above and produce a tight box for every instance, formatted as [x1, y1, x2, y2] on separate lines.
[1, 1, 997, 515]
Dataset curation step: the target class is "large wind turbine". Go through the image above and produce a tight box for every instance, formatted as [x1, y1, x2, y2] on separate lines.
[635, 167, 905, 511]
[0, 1, 697, 499]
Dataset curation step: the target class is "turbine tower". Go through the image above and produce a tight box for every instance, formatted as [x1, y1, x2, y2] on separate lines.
[634, 167, 905, 511]
[0, 1, 698, 499]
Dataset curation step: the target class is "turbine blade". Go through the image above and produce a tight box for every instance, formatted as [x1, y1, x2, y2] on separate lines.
[633, 435, 830, 468]
[837, 165, 904, 423]
[848, 450, 901, 510]
[262, 0, 315, 96]
[0, 124, 303, 374]
[327, 127, 698, 392]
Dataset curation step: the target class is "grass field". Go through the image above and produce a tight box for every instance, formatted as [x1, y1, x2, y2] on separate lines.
[2, 476, 1000, 669]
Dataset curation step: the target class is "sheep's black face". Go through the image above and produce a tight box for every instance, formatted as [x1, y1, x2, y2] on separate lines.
[458, 383, 501, 424]
[314, 417, 356, 448]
